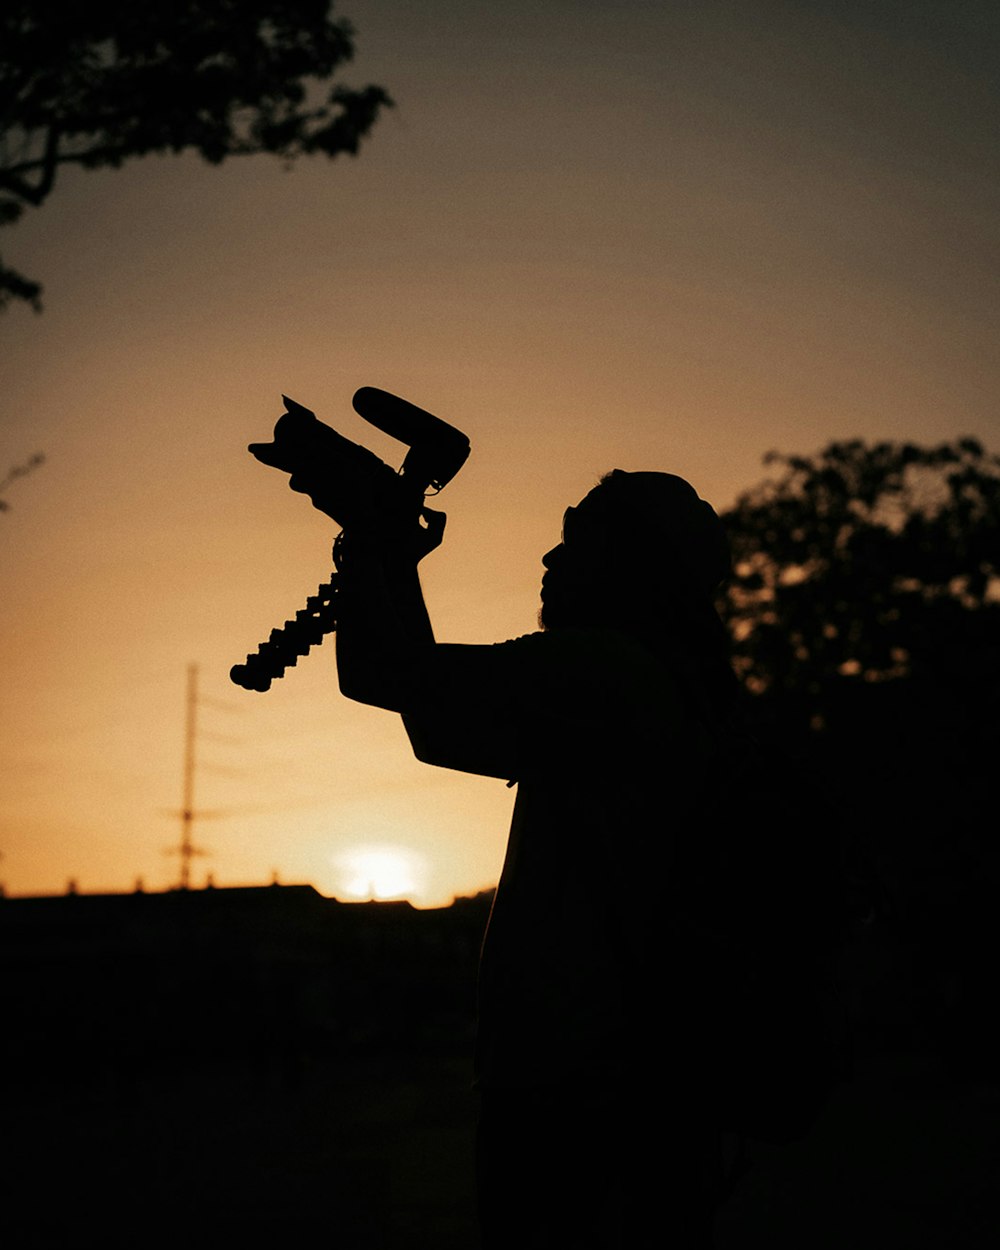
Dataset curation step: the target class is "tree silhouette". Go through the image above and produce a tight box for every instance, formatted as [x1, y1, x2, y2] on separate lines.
[722, 437, 1000, 704]
[0, 1, 392, 311]
[720, 438, 1000, 1067]
[720, 436, 1000, 862]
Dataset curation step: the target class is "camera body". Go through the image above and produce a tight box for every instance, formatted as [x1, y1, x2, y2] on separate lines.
[248, 387, 470, 530]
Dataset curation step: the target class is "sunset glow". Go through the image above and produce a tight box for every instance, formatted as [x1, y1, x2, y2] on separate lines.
[2, 2, 997, 906]
[334, 845, 426, 902]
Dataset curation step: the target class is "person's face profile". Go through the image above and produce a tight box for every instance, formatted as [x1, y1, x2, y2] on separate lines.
[538, 494, 613, 629]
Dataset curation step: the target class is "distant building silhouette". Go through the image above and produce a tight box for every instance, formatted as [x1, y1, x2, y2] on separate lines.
[1, 883, 494, 1075]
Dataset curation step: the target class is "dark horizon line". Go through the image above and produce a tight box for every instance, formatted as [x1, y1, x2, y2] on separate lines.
[0, 878, 497, 908]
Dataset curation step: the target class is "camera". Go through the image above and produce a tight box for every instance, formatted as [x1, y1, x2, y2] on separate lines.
[230, 387, 470, 692]
[249, 387, 470, 527]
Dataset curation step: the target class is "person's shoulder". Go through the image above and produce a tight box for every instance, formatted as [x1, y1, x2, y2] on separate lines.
[488, 627, 651, 671]
[491, 626, 652, 656]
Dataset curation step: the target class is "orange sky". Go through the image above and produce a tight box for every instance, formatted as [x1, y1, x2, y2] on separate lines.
[2, 1, 998, 904]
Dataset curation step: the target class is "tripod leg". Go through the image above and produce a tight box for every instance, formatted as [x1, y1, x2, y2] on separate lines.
[230, 572, 339, 691]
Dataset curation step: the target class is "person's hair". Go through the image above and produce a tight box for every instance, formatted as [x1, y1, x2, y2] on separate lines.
[592, 469, 741, 727]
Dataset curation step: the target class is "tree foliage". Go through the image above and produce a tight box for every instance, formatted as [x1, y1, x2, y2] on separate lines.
[719, 437, 1000, 1048]
[0, 0, 392, 310]
[721, 437, 1000, 733]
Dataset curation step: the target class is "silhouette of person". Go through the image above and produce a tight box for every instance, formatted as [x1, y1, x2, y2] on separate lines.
[335, 468, 737, 1248]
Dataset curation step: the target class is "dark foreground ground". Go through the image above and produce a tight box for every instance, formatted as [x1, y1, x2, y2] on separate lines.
[4, 884, 998, 1247]
[5, 1046, 999, 1249]
[716, 1051, 999, 1250]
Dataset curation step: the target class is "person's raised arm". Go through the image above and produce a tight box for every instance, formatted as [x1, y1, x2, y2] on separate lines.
[334, 508, 445, 713]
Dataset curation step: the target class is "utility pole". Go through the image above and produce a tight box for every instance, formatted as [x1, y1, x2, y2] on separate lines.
[171, 663, 208, 889]
[180, 663, 197, 888]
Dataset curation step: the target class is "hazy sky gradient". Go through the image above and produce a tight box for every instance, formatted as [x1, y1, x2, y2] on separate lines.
[2, 0, 998, 902]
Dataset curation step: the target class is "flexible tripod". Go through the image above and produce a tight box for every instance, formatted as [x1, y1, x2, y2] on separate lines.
[229, 564, 340, 693]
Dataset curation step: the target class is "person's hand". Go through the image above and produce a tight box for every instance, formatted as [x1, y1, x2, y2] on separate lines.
[383, 505, 446, 564]
[412, 506, 447, 561]
[338, 505, 446, 568]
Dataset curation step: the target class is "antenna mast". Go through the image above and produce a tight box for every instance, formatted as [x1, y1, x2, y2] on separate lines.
[173, 663, 208, 888]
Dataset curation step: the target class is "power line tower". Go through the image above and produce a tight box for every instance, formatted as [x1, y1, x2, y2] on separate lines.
[168, 663, 209, 889]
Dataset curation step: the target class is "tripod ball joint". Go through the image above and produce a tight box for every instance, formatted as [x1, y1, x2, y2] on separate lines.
[229, 660, 274, 693]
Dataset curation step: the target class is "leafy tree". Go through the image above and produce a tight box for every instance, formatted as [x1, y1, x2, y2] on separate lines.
[0, 1, 392, 310]
[720, 435, 1000, 872]
[721, 437, 1000, 731]
[720, 438, 1000, 1066]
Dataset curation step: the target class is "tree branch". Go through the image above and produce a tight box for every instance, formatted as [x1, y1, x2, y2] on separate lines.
[0, 123, 61, 206]
[0, 256, 42, 311]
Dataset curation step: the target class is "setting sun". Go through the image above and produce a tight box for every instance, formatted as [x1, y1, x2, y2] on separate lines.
[333, 845, 426, 902]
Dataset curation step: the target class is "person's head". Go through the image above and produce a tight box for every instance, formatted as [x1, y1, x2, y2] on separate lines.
[539, 469, 731, 639]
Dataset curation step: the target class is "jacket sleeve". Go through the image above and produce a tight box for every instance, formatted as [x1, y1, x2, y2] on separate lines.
[400, 629, 686, 783]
